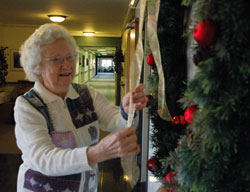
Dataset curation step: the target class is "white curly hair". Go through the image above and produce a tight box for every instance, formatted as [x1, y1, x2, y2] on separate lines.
[20, 23, 78, 81]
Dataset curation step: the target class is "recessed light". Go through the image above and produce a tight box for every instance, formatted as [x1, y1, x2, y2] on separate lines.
[48, 15, 67, 23]
[83, 32, 95, 36]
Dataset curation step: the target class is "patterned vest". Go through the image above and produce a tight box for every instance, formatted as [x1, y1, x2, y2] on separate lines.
[21, 84, 98, 192]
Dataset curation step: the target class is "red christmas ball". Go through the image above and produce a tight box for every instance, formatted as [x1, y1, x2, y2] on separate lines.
[147, 54, 156, 68]
[193, 19, 216, 46]
[147, 157, 160, 172]
[172, 115, 180, 125]
[165, 171, 177, 183]
[179, 115, 186, 125]
[184, 105, 198, 124]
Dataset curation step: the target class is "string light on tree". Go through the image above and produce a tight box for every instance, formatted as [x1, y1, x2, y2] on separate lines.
[172, 115, 186, 125]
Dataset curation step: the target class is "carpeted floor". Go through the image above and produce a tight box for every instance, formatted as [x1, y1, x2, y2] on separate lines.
[86, 73, 116, 104]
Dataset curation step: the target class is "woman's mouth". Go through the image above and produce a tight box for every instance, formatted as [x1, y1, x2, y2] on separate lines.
[59, 72, 71, 77]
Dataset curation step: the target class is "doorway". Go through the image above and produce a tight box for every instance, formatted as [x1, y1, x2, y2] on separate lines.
[96, 56, 114, 76]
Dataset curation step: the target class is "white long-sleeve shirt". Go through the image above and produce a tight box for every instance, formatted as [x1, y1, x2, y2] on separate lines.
[14, 81, 128, 192]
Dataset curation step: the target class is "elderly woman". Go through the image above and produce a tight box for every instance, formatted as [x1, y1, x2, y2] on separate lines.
[14, 23, 146, 192]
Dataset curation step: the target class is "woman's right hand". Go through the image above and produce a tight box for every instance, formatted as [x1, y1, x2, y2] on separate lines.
[87, 127, 140, 167]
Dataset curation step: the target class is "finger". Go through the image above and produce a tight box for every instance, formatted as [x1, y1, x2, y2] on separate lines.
[123, 144, 140, 157]
[132, 95, 146, 104]
[127, 142, 138, 152]
[132, 94, 145, 103]
[124, 131, 137, 144]
[135, 102, 147, 111]
[134, 84, 145, 93]
[116, 127, 134, 139]
[132, 92, 145, 99]
[123, 92, 131, 105]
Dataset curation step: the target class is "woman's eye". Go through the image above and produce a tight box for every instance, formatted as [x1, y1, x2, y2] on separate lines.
[52, 57, 62, 63]
[67, 55, 75, 61]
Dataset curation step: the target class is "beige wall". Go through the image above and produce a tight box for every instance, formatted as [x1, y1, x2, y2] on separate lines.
[120, 28, 136, 100]
[0, 25, 37, 82]
[74, 48, 96, 84]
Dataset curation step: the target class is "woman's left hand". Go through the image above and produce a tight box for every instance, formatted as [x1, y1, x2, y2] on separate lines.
[122, 84, 147, 114]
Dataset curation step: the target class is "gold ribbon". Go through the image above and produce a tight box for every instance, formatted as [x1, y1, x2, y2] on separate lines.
[121, 0, 147, 188]
[127, 0, 147, 127]
[147, 0, 172, 121]
[121, 0, 171, 189]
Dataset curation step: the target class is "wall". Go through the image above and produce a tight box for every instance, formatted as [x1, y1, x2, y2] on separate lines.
[120, 28, 136, 100]
[0, 25, 121, 84]
[74, 36, 121, 47]
[0, 25, 37, 82]
[74, 48, 96, 84]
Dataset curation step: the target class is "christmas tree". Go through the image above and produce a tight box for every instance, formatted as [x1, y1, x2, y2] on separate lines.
[147, 0, 187, 179]
[147, 0, 250, 191]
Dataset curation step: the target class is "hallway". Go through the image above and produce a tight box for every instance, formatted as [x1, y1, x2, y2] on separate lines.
[86, 73, 116, 105]
[0, 74, 134, 192]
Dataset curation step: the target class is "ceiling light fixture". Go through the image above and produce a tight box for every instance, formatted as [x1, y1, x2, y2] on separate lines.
[48, 15, 67, 23]
[83, 32, 95, 36]
[130, 0, 136, 6]
[129, 0, 137, 8]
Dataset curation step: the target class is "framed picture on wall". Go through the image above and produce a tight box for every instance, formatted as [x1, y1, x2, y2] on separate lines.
[11, 49, 23, 71]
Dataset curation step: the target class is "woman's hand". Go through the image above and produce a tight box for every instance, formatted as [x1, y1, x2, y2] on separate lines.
[122, 84, 147, 114]
[87, 127, 140, 167]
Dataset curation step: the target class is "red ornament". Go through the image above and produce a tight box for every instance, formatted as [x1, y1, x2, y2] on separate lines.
[147, 54, 156, 68]
[184, 105, 198, 124]
[172, 115, 187, 125]
[193, 19, 216, 46]
[145, 94, 153, 107]
[179, 115, 186, 125]
[172, 115, 180, 125]
[165, 171, 177, 183]
[147, 157, 160, 172]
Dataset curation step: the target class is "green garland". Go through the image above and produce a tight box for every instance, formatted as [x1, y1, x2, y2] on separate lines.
[148, 0, 250, 191]
[148, 0, 187, 178]
[175, 0, 250, 191]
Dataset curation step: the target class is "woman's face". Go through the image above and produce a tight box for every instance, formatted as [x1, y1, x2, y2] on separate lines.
[40, 39, 76, 97]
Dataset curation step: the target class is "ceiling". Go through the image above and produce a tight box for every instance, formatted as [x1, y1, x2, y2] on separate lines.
[82, 46, 117, 56]
[0, 0, 136, 37]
